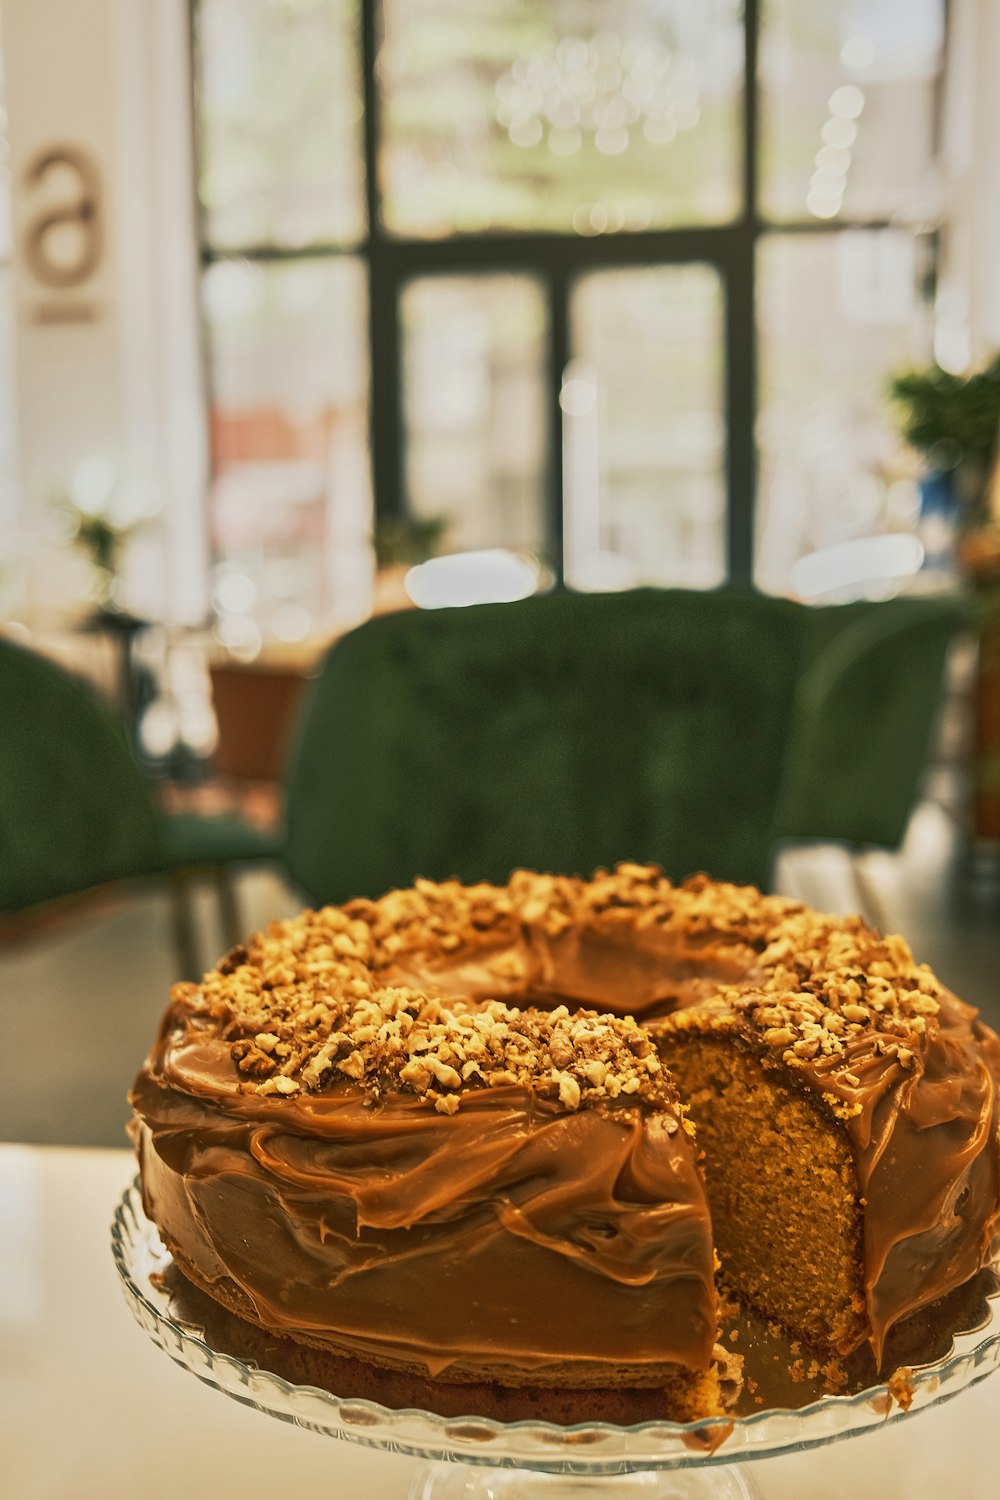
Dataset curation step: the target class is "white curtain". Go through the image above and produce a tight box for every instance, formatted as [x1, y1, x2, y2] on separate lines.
[939, 0, 1000, 367]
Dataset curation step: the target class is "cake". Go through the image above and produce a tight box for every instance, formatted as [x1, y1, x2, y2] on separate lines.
[128, 865, 1000, 1420]
[129, 975, 729, 1422]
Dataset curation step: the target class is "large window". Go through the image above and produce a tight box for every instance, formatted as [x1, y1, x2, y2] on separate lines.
[193, 0, 947, 640]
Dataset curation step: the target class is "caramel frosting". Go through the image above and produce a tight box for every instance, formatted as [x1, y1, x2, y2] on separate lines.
[129, 975, 717, 1382]
[129, 863, 1000, 1384]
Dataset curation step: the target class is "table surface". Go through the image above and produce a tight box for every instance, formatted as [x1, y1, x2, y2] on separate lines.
[2, 1144, 998, 1500]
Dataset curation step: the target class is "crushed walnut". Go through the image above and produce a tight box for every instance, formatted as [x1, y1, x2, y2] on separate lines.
[733, 921, 942, 1084]
[342, 878, 520, 970]
[333, 863, 809, 977]
[659, 912, 946, 1117]
[182, 863, 948, 1119]
[182, 903, 679, 1117]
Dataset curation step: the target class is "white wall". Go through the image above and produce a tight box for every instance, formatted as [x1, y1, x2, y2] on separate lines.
[1, 0, 209, 625]
[939, 0, 1000, 367]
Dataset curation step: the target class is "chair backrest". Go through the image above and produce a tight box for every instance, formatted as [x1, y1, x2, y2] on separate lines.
[777, 595, 967, 847]
[283, 588, 809, 904]
[0, 638, 163, 913]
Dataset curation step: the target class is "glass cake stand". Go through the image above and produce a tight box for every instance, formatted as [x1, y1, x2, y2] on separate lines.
[112, 1181, 1000, 1499]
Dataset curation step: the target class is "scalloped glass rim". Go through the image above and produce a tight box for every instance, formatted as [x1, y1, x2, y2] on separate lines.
[111, 1180, 1000, 1476]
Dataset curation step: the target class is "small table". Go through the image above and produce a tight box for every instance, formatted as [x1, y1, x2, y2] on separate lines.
[2, 1145, 996, 1499]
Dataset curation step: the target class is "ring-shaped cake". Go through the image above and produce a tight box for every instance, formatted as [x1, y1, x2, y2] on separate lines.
[129, 865, 1000, 1422]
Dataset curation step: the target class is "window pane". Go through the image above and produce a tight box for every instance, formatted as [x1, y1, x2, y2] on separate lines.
[196, 0, 365, 251]
[204, 258, 372, 644]
[756, 231, 934, 600]
[380, 1, 743, 237]
[566, 264, 725, 590]
[401, 275, 549, 557]
[759, 0, 945, 224]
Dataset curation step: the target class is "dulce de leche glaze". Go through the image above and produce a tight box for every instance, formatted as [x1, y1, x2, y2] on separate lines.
[814, 997, 1000, 1361]
[129, 998, 718, 1382]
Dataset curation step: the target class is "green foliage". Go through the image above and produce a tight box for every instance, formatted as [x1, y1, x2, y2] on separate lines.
[373, 514, 448, 569]
[74, 512, 124, 576]
[51, 493, 139, 610]
[888, 355, 1000, 465]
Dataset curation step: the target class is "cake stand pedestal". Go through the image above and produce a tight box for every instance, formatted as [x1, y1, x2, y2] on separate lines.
[406, 1461, 759, 1497]
[111, 1182, 999, 1500]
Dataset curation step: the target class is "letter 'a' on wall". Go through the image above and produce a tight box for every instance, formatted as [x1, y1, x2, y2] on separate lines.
[22, 145, 104, 292]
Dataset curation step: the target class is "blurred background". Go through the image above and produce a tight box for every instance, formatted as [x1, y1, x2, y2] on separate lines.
[1, 0, 1000, 1146]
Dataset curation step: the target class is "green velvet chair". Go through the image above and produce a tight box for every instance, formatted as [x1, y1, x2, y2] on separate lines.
[776, 595, 966, 927]
[0, 637, 281, 977]
[780, 597, 965, 847]
[282, 588, 968, 909]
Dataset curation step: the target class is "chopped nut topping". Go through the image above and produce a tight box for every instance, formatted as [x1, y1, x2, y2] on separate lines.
[180, 862, 951, 1124]
[182, 886, 685, 1117]
[556, 1071, 582, 1110]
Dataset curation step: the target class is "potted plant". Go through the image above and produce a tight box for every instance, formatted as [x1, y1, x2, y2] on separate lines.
[889, 355, 1000, 581]
[371, 514, 448, 614]
[890, 357, 1000, 846]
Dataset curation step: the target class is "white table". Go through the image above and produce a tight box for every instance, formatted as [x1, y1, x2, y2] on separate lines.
[2, 1145, 997, 1499]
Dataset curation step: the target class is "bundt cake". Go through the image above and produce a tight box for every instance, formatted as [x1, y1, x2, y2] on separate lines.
[128, 865, 1000, 1420]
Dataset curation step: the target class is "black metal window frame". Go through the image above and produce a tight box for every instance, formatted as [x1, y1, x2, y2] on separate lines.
[193, 0, 946, 590]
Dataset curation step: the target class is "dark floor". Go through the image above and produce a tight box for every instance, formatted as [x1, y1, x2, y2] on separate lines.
[1, 800, 997, 1149]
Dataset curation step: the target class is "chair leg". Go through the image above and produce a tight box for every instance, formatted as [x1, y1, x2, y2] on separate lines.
[848, 850, 893, 935]
[213, 864, 243, 952]
[169, 869, 201, 982]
